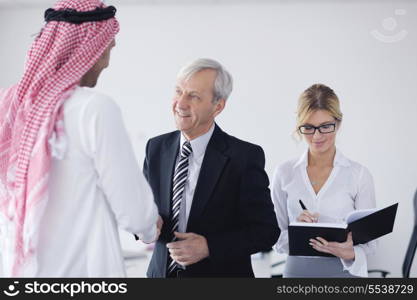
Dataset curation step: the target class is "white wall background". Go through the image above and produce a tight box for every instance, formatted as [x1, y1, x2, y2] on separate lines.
[1, 0, 416, 277]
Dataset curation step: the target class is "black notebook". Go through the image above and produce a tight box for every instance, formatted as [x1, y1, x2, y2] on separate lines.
[288, 203, 398, 257]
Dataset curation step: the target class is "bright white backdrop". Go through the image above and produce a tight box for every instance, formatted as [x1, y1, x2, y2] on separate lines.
[1, 0, 416, 277]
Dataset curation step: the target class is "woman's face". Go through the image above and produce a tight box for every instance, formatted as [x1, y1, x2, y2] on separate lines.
[300, 109, 338, 155]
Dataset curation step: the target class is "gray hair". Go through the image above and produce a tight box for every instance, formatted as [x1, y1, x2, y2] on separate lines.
[177, 58, 233, 102]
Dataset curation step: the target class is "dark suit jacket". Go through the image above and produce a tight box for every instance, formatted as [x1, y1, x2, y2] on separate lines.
[144, 124, 280, 277]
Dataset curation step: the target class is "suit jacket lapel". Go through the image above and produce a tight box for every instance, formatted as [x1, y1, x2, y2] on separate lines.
[160, 132, 180, 217]
[187, 124, 229, 230]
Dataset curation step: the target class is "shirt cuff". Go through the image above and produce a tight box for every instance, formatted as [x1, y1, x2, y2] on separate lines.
[136, 224, 157, 244]
[341, 245, 368, 277]
[274, 230, 289, 254]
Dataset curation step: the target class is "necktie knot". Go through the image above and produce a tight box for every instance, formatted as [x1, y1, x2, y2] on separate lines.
[181, 141, 192, 158]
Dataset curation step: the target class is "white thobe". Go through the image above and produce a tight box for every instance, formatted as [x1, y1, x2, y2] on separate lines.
[5, 87, 158, 277]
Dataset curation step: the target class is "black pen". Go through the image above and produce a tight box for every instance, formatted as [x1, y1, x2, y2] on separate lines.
[299, 199, 307, 210]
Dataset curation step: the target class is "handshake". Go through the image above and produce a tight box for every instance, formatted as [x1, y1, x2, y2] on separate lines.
[136, 215, 210, 266]
[137, 215, 164, 244]
[155, 215, 164, 242]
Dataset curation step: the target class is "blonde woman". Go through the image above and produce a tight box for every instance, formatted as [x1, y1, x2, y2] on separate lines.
[272, 84, 376, 277]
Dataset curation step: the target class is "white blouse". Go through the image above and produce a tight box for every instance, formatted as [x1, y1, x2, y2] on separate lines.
[271, 149, 377, 277]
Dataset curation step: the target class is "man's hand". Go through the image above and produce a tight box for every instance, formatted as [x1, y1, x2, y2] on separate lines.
[309, 232, 355, 260]
[156, 215, 163, 238]
[138, 215, 163, 244]
[166, 232, 209, 266]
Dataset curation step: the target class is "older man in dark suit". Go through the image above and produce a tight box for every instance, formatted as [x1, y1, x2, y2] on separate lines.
[143, 58, 279, 277]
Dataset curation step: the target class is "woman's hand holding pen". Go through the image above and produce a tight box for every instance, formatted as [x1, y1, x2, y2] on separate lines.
[297, 199, 355, 260]
[309, 232, 355, 260]
[297, 210, 319, 223]
[297, 199, 319, 222]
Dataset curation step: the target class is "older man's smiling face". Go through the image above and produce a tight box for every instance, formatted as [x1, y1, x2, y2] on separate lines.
[172, 69, 225, 140]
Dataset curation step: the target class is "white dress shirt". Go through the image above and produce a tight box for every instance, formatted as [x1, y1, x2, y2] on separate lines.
[271, 148, 377, 277]
[1, 87, 159, 277]
[177, 123, 215, 233]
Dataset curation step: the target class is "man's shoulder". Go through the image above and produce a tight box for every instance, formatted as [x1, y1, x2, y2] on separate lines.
[65, 86, 117, 111]
[147, 130, 179, 147]
[221, 130, 264, 155]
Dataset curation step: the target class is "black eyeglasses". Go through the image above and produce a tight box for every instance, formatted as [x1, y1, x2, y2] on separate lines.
[298, 123, 336, 135]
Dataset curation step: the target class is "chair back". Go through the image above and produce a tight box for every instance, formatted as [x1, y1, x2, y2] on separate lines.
[402, 189, 417, 278]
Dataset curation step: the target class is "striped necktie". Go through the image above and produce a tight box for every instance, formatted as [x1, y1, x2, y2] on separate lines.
[167, 140, 192, 277]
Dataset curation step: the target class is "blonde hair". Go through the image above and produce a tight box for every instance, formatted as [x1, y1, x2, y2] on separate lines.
[295, 84, 343, 138]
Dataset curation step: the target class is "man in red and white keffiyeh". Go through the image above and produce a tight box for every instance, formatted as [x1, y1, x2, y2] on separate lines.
[0, 0, 160, 277]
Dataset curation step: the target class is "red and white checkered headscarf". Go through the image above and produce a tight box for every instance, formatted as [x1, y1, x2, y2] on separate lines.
[0, 0, 119, 276]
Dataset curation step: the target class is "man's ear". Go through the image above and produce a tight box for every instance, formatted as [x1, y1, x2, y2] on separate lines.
[213, 99, 226, 118]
